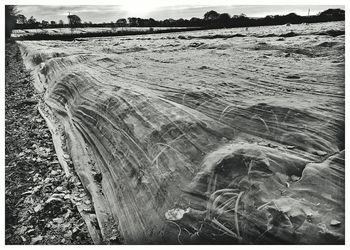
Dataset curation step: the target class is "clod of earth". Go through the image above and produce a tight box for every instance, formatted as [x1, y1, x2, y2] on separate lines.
[5, 42, 94, 245]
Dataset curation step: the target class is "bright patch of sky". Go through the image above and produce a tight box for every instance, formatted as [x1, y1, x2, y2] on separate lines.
[17, 1, 344, 23]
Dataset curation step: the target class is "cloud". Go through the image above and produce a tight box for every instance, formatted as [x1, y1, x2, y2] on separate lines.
[17, 4, 344, 23]
[18, 5, 128, 22]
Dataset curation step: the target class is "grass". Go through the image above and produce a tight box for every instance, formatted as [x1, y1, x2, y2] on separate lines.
[201, 158, 268, 242]
[163, 166, 249, 243]
[250, 114, 271, 133]
[151, 142, 183, 164]
[219, 105, 236, 121]
[161, 142, 274, 243]
[211, 218, 241, 240]
[201, 167, 246, 242]
[234, 191, 244, 238]
[150, 134, 185, 171]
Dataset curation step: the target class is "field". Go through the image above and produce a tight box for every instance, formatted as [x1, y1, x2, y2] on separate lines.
[17, 21, 345, 244]
[12, 27, 199, 40]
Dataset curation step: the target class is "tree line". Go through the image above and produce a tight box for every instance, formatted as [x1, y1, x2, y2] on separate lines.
[13, 8, 345, 30]
[6, 6, 345, 40]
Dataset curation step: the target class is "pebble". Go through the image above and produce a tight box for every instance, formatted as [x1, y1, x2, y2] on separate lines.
[64, 230, 73, 238]
[34, 204, 42, 213]
[30, 235, 43, 245]
[53, 218, 63, 224]
[314, 150, 327, 156]
[330, 219, 341, 226]
[50, 170, 58, 176]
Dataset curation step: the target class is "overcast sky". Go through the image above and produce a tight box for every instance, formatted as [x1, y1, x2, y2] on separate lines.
[17, 4, 344, 23]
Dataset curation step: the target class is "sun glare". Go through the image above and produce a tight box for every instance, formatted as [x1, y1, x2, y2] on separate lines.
[121, 1, 157, 18]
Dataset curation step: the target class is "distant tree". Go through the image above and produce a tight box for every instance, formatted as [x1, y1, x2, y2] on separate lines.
[189, 17, 202, 26]
[286, 13, 298, 17]
[320, 8, 344, 16]
[219, 13, 231, 20]
[116, 18, 127, 27]
[67, 14, 82, 27]
[218, 13, 231, 27]
[41, 20, 49, 27]
[58, 20, 64, 25]
[27, 16, 37, 25]
[16, 14, 27, 24]
[163, 18, 175, 26]
[128, 17, 138, 26]
[204, 10, 220, 20]
[284, 13, 301, 23]
[175, 18, 187, 26]
[148, 18, 157, 27]
[136, 18, 143, 26]
[50, 20, 56, 26]
[318, 8, 345, 18]
[5, 5, 19, 40]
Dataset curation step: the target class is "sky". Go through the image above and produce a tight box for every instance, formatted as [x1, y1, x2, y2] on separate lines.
[17, 3, 345, 23]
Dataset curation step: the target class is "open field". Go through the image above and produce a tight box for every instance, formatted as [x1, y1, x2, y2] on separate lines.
[12, 27, 202, 40]
[16, 21, 345, 244]
[12, 27, 192, 36]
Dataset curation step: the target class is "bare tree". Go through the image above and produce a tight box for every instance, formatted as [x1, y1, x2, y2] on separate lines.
[5, 5, 19, 40]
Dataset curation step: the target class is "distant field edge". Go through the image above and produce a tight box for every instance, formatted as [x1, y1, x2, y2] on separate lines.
[13, 19, 345, 41]
[13, 27, 205, 41]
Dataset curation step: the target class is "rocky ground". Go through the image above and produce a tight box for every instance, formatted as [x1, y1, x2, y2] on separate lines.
[5, 41, 93, 245]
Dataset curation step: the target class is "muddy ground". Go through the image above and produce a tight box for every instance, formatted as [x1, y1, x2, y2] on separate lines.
[5, 41, 93, 245]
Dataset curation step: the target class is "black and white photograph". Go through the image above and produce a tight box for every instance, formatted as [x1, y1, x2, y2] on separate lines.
[3, 0, 347, 245]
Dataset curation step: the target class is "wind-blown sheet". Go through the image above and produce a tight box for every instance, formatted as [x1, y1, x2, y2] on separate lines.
[18, 21, 345, 244]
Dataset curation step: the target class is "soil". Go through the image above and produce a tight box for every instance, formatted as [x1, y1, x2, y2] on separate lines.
[5, 41, 93, 245]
